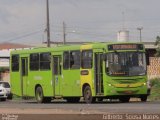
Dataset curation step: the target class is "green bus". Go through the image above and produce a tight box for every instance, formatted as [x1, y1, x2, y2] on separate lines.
[10, 42, 149, 103]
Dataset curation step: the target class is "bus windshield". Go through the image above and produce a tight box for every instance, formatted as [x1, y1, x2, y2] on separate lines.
[106, 52, 146, 76]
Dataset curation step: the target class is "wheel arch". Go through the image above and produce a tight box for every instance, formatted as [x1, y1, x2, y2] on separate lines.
[35, 84, 42, 95]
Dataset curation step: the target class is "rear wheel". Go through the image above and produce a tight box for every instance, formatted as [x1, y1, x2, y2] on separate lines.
[35, 86, 51, 103]
[36, 86, 51, 103]
[36, 86, 44, 103]
[83, 86, 93, 103]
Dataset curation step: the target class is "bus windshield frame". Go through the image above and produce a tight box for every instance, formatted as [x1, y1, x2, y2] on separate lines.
[106, 52, 147, 76]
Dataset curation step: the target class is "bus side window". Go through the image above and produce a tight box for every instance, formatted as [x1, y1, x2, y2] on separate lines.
[70, 51, 80, 69]
[81, 50, 93, 69]
[30, 53, 39, 71]
[11, 54, 19, 72]
[40, 53, 51, 70]
[63, 51, 69, 69]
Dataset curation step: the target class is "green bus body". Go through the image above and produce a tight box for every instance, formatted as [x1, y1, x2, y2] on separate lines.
[10, 42, 148, 103]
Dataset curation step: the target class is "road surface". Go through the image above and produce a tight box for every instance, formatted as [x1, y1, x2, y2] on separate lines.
[0, 100, 160, 120]
[0, 99, 159, 114]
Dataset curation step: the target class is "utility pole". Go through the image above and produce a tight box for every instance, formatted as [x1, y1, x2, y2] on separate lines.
[46, 0, 50, 47]
[63, 22, 66, 44]
[137, 27, 143, 42]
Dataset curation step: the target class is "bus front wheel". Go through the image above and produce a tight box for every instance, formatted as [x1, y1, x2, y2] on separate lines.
[83, 86, 93, 103]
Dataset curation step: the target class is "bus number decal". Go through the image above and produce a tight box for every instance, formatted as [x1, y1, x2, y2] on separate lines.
[81, 70, 89, 75]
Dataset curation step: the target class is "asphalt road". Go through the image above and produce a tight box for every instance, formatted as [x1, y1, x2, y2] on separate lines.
[0, 99, 160, 114]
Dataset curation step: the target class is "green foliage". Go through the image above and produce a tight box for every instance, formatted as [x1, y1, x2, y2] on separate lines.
[148, 78, 160, 101]
[155, 36, 160, 57]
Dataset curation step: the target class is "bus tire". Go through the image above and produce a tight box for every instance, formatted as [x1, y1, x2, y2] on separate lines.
[35, 86, 44, 103]
[119, 97, 130, 103]
[140, 95, 147, 102]
[83, 86, 93, 103]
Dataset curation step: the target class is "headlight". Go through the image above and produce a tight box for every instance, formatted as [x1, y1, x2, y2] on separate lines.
[108, 84, 112, 86]
[2, 89, 6, 92]
[143, 83, 147, 86]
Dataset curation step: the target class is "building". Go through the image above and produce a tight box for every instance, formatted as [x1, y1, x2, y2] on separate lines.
[0, 42, 32, 82]
[144, 42, 160, 79]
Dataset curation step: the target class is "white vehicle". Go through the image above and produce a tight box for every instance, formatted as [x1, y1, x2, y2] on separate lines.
[0, 82, 12, 101]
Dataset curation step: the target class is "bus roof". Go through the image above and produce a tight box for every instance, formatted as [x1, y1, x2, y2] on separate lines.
[10, 42, 144, 55]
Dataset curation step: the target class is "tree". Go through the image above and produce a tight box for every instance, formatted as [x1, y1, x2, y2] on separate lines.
[155, 36, 160, 57]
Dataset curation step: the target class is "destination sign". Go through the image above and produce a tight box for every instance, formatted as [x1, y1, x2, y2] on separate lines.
[108, 44, 143, 51]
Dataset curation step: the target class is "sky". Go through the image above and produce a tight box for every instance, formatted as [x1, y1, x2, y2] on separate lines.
[0, 0, 160, 46]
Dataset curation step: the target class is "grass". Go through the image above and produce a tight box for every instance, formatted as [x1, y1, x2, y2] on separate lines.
[148, 78, 160, 101]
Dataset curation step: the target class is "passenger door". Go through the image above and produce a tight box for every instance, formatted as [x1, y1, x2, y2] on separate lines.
[95, 53, 104, 95]
[53, 56, 62, 96]
[21, 57, 28, 96]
